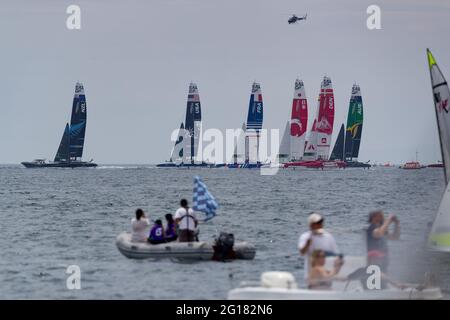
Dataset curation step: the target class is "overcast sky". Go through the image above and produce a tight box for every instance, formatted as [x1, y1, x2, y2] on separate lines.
[1, 0, 450, 164]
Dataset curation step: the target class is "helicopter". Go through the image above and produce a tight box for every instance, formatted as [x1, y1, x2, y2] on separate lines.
[288, 13, 307, 24]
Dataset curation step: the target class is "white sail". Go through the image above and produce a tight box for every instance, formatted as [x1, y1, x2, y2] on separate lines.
[278, 121, 291, 162]
[427, 49, 450, 251]
[232, 122, 246, 164]
[428, 49, 450, 182]
[303, 119, 318, 160]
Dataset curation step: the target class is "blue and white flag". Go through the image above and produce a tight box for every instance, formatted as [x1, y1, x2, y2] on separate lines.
[193, 176, 218, 221]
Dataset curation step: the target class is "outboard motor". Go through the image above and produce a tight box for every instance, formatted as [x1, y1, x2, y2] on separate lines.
[213, 232, 235, 261]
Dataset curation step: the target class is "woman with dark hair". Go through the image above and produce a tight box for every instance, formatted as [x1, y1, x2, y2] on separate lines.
[148, 219, 166, 245]
[164, 213, 178, 242]
[131, 209, 150, 242]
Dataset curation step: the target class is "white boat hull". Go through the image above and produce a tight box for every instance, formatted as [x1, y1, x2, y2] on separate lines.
[228, 286, 443, 300]
[227, 256, 442, 300]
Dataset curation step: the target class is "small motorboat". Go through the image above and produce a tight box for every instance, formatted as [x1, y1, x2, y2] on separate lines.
[227, 256, 443, 300]
[116, 232, 256, 261]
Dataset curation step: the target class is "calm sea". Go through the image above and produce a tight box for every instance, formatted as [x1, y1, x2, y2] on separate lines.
[0, 165, 449, 299]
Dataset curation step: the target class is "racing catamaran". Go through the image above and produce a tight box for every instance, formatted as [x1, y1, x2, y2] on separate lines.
[330, 84, 370, 168]
[179, 82, 208, 167]
[285, 76, 344, 169]
[21, 82, 97, 168]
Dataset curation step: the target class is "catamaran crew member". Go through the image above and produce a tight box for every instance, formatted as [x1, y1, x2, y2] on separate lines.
[174, 199, 198, 242]
[131, 209, 150, 243]
[298, 213, 339, 281]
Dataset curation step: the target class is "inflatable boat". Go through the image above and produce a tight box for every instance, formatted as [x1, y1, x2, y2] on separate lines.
[227, 256, 443, 300]
[116, 232, 256, 261]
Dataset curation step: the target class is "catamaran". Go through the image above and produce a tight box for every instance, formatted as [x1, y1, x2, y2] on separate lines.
[427, 49, 450, 251]
[285, 76, 344, 169]
[21, 82, 97, 168]
[329, 84, 370, 168]
[157, 83, 207, 168]
[178, 83, 208, 167]
[227, 82, 264, 169]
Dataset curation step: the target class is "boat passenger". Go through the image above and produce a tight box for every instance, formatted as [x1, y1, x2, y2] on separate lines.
[366, 210, 400, 288]
[174, 199, 198, 242]
[148, 219, 166, 245]
[298, 213, 339, 280]
[308, 250, 345, 290]
[131, 209, 151, 243]
[164, 213, 178, 242]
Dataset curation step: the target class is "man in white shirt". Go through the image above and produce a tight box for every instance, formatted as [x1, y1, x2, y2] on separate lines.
[131, 208, 151, 242]
[298, 213, 339, 280]
[174, 199, 198, 242]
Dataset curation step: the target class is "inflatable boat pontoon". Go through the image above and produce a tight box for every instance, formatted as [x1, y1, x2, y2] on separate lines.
[116, 232, 256, 261]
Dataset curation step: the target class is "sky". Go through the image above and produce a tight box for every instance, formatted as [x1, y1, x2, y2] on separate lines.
[0, 0, 450, 164]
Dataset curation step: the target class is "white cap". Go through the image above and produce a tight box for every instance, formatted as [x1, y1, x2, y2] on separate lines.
[308, 213, 323, 225]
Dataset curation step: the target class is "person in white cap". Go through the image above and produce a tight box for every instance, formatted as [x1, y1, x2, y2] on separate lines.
[298, 213, 340, 280]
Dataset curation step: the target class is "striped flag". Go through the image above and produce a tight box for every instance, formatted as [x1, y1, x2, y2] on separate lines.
[193, 176, 218, 221]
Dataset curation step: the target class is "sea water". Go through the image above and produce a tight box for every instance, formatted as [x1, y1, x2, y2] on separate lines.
[0, 165, 449, 299]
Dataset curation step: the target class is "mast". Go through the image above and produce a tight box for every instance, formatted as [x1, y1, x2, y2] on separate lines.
[344, 84, 364, 161]
[290, 79, 308, 160]
[316, 76, 335, 160]
[245, 82, 263, 163]
[69, 82, 87, 162]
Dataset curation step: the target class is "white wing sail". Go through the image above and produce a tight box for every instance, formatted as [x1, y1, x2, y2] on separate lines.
[278, 121, 291, 162]
[427, 49, 450, 251]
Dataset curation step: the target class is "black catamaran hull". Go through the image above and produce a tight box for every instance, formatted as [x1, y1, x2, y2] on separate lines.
[345, 161, 371, 168]
[156, 162, 177, 168]
[177, 162, 209, 168]
[21, 161, 97, 168]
